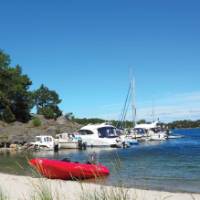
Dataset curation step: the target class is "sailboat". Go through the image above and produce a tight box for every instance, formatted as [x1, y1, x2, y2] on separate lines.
[134, 101, 168, 141]
[117, 77, 139, 145]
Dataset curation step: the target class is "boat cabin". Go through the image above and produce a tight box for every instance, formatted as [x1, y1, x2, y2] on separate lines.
[77, 123, 121, 147]
[30, 135, 55, 150]
[78, 124, 119, 138]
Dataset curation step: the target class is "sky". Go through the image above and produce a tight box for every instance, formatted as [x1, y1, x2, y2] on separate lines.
[0, 0, 200, 122]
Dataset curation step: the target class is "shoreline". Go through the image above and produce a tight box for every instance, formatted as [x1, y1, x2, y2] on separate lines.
[1, 170, 200, 194]
[0, 172, 200, 200]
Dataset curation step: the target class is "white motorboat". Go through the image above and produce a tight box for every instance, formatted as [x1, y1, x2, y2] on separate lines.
[76, 123, 122, 147]
[149, 131, 167, 141]
[55, 133, 80, 149]
[130, 128, 148, 139]
[135, 121, 168, 141]
[30, 135, 55, 150]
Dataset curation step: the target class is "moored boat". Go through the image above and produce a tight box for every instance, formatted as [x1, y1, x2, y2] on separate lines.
[135, 121, 168, 141]
[55, 133, 80, 149]
[29, 158, 110, 180]
[29, 135, 55, 150]
[76, 123, 122, 147]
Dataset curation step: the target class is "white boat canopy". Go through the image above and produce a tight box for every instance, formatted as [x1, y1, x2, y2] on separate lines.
[135, 121, 159, 129]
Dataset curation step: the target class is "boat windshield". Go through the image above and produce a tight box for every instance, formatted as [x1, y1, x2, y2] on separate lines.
[98, 127, 118, 138]
[78, 130, 94, 135]
[35, 137, 42, 142]
[134, 128, 147, 134]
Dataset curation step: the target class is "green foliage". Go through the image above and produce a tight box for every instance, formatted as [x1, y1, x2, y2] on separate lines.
[2, 106, 15, 123]
[64, 112, 74, 120]
[0, 50, 33, 123]
[168, 120, 200, 129]
[111, 120, 134, 128]
[80, 185, 130, 200]
[137, 119, 146, 124]
[74, 117, 105, 125]
[0, 50, 10, 69]
[0, 50, 63, 123]
[33, 84, 61, 109]
[32, 117, 42, 127]
[72, 116, 200, 129]
[33, 85, 62, 119]
[73, 117, 135, 128]
[31, 182, 55, 200]
[39, 105, 62, 119]
[0, 187, 9, 200]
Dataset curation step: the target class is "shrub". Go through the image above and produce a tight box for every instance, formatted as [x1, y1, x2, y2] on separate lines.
[32, 117, 41, 127]
[1, 106, 15, 123]
[39, 106, 62, 120]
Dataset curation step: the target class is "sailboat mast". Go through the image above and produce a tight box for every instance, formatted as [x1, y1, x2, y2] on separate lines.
[131, 77, 136, 128]
[151, 99, 155, 122]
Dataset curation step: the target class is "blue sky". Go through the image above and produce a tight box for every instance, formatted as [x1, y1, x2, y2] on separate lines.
[0, 0, 200, 122]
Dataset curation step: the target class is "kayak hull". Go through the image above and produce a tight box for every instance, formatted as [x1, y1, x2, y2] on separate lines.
[29, 158, 109, 180]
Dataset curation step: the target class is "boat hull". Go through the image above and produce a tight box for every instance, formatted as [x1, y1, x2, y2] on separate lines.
[58, 142, 79, 149]
[29, 158, 109, 180]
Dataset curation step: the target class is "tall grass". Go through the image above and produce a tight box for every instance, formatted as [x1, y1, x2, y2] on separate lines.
[29, 179, 60, 200]
[30, 184, 53, 200]
[79, 150, 132, 200]
[80, 184, 131, 200]
[0, 187, 9, 200]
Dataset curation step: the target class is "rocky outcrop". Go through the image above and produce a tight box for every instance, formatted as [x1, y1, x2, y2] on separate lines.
[0, 115, 82, 145]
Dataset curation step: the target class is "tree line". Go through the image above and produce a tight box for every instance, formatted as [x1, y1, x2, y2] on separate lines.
[0, 50, 62, 123]
[73, 118, 151, 128]
[167, 120, 200, 129]
[73, 117, 200, 129]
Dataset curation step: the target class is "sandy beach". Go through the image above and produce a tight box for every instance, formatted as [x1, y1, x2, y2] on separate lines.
[0, 173, 199, 200]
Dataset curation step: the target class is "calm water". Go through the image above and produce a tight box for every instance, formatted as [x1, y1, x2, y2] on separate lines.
[0, 128, 200, 193]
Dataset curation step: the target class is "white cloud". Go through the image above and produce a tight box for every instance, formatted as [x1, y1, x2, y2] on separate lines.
[91, 91, 200, 122]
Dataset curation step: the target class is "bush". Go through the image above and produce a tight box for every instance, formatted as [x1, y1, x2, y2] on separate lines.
[39, 106, 62, 120]
[64, 112, 74, 120]
[39, 107, 55, 119]
[32, 117, 41, 127]
[1, 106, 15, 123]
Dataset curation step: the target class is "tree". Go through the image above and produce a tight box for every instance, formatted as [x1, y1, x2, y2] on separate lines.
[137, 119, 146, 124]
[33, 84, 62, 119]
[64, 112, 75, 120]
[0, 50, 10, 69]
[2, 106, 15, 123]
[39, 105, 62, 119]
[0, 50, 33, 122]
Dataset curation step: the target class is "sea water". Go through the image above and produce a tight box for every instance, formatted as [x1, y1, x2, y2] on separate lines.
[0, 128, 200, 193]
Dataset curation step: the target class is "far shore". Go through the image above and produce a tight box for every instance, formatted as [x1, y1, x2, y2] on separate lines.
[0, 173, 200, 200]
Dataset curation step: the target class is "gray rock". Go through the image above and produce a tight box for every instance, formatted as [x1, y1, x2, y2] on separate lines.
[0, 115, 81, 144]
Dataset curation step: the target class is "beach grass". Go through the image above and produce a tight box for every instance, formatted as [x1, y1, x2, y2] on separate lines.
[30, 179, 60, 200]
[79, 153, 131, 200]
[80, 184, 130, 200]
[0, 187, 9, 200]
[31, 184, 53, 200]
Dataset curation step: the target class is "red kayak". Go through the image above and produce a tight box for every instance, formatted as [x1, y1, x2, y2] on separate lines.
[29, 158, 110, 180]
